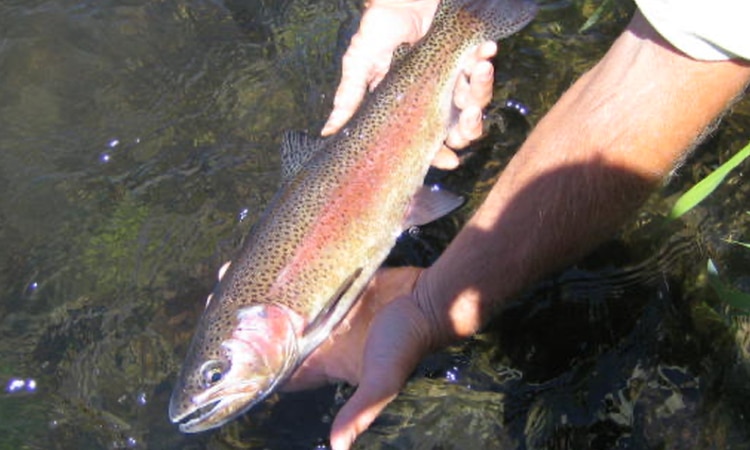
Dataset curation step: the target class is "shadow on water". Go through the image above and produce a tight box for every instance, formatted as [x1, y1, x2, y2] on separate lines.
[0, 0, 749, 449]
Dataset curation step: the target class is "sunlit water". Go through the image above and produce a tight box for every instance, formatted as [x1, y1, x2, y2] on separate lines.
[1, 1, 749, 449]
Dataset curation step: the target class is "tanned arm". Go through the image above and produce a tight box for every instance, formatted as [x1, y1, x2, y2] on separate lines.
[417, 11, 750, 344]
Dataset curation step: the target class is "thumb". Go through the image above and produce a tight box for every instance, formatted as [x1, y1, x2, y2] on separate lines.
[329, 296, 433, 450]
[329, 374, 399, 450]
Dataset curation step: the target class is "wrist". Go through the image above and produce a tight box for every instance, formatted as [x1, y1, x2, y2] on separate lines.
[412, 261, 511, 348]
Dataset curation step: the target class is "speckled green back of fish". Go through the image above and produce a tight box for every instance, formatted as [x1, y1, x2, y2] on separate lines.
[170, 0, 537, 433]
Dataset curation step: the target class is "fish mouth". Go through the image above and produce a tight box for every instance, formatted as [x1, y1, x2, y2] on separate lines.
[171, 366, 293, 433]
[173, 399, 222, 432]
[172, 391, 262, 433]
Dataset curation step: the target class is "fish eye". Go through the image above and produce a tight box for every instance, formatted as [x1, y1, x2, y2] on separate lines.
[199, 361, 226, 388]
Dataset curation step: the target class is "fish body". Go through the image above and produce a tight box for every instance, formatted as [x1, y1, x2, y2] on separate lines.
[169, 0, 537, 433]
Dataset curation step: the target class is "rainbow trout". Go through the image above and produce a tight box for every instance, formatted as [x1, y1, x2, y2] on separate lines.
[170, 0, 536, 432]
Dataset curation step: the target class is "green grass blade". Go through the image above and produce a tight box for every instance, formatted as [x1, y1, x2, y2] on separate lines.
[669, 141, 750, 219]
[724, 238, 750, 250]
[579, 0, 615, 33]
[707, 259, 750, 311]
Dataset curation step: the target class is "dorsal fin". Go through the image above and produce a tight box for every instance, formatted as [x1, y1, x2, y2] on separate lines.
[280, 130, 325, 181]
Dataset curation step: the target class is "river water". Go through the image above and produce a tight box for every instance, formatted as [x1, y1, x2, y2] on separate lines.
[1, 0, 749, 449]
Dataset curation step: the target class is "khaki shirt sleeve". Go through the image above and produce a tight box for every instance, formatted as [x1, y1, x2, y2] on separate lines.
[635, 0, 750, 61]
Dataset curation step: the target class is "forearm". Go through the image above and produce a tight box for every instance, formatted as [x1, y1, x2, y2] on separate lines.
[417, 11, 750, 344]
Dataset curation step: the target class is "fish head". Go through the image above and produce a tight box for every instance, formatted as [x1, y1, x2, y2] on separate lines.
[169, 303, 305, 432]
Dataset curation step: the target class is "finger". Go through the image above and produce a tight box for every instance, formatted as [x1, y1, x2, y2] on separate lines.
[452, 58, 493, 114]
[452, 69, 472, 111]
[453, 42, 496, 109]
[468, 59, 494, 109]
[329, 379, 399, 450]
[329, 318, 408, 450]
[432, 146, 460, 170]
[330, 297, 431, 450]
[475, 40, 498, 60]
[329, 336, 406, 450]
[322, 35, 376, 136]
[444, 105, 483, 150]
[444, 43, 495, 151]
[469, 43, 497, 108]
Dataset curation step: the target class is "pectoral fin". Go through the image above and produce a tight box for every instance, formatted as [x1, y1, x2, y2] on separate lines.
[403, 185, 464, 229]
[303, 267, 363, 338]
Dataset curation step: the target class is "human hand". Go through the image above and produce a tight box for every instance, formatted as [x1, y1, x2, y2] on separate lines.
[283, 266, 439, 450]
[321, 0, 497, 170]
